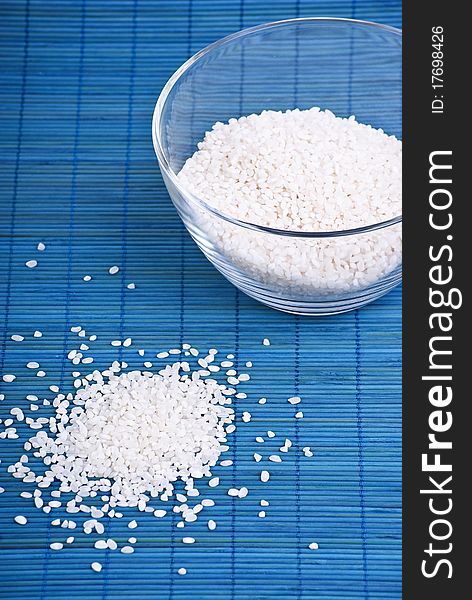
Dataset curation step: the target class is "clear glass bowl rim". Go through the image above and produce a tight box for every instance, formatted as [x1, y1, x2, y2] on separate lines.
[152, 17, 402, 239]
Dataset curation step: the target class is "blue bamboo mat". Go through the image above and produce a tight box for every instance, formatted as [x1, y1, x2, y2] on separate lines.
[0, 1, 402, 598]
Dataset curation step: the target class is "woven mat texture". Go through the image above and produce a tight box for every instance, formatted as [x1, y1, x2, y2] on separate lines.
[0, 1, 402, 598]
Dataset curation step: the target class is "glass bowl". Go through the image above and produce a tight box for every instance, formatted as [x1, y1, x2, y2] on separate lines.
[152, 18, 402, 315]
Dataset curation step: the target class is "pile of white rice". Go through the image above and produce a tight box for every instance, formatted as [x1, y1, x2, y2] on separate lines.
[178, 107, 402, 295]
[29, 363, 234, 506]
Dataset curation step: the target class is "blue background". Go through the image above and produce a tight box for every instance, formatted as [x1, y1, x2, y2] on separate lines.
[0, 1, 401, 598]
